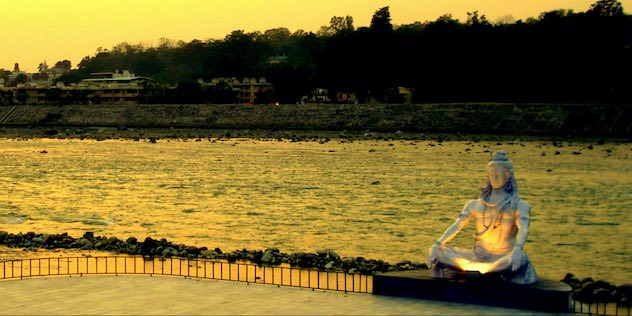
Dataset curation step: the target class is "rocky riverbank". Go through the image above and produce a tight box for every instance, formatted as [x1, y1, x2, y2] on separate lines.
[561, 273, 632, 306]
[0, 231, 425, 275]
[1, 125, 627, 145]
[1, 230, 630, 306]
[1, 103, 630, 138]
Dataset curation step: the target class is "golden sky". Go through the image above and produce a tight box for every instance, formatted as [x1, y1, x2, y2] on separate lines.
[1, 0, 629, 72]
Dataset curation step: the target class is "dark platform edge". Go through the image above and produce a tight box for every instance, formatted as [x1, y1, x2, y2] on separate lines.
[373, 270, 572, 313]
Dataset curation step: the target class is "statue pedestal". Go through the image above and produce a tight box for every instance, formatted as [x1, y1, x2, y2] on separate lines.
[373, 270, 572, 313]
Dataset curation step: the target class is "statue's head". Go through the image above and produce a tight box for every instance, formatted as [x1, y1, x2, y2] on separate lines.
[487, 151, 513, 188]
[480, 151, 519, 198]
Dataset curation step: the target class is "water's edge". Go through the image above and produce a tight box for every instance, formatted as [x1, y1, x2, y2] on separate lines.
[1, 103, 630, 138]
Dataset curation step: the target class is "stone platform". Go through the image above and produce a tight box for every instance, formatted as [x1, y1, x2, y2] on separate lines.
[373, 270, 572, 313]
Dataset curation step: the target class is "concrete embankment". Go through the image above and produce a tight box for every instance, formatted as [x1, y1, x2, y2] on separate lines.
[0, 103, 629, 137]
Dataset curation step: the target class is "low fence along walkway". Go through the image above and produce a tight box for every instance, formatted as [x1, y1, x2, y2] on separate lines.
[0, 255, 371, 293]
[1, 255, 628, 315]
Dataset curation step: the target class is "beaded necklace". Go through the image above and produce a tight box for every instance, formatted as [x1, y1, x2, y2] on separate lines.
[482, 202, 504, 230]
[481, 193, 514, 231]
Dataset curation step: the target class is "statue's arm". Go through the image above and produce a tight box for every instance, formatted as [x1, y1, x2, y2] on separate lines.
[514, 200, 531, 249]
[436, 200, 474, 245]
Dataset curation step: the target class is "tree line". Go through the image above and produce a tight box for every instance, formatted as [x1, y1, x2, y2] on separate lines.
[57, 0, 630, 103]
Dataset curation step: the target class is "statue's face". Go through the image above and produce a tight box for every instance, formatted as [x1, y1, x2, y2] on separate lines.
[488, 166, 510, 189]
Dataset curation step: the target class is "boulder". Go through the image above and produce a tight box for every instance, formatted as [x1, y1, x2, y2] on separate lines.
[581, 277, 595, 287]
[81, 241, 94, 250]
[125, 244, 138, 254]
[249, 250, 263, 263]
[226, 253, 237, 263]
[617, 284, 632, 299]
[161, 247, 179, 258]
[261, 251, 274, 264]
[592, 288, 614, 302]
[41, 233, 51, 244]
[185, 246, 200, 255]
[199, 250, 216, 259]
[108, 237, 121, 246]
[74, 238, 91, 247]
[261, 249, 281, 265]
[139, 237, 157, 256]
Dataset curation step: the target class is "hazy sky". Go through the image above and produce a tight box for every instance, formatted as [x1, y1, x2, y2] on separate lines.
[2, 0, 630, 72]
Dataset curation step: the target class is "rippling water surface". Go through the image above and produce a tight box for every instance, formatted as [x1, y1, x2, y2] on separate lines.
[0, 138, 630, 284]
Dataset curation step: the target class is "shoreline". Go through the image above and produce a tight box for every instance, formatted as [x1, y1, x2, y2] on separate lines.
[1, 231, 630, 306]
[1, 126, 629, 143]
[1, 103, 630, 139]
[0, 231, 425, 275]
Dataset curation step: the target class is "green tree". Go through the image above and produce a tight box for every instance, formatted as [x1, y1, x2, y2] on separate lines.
[538, 9, 575, 23]
[330, 16, 355, 34]
[587, 0, 624, 16]
[15, 74, 27, 83]
[13, 73, 27, 86]
[175, 80, 203, 104]
[1, 70, 11, 84]
[37, 61, 48, 73]
[65, 3, 631, 104]
[32, 72, 49, 81]
[55, 70, 85, 85]
[466, 11, 490, 26]
[207, 81, 236, 104]
[370, 6, 393, 35]
[318, 16, 355, 36]
[54, 60, 72, 71]
[261, 27, 292, 53]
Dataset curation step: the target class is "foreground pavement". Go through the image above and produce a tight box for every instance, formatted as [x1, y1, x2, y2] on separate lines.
[0, 275, 551, 315]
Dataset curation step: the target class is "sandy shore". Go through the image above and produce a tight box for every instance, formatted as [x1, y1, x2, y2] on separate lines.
[0, 275, 548, 315]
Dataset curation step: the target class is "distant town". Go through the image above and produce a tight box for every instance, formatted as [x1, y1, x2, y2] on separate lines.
[0, 63, 284, 105]
[0, 58, 412, 106]
[1, 2, 630, 105]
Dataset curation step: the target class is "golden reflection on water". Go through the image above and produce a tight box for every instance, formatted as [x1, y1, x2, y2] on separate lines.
[0, 138, 630, 284]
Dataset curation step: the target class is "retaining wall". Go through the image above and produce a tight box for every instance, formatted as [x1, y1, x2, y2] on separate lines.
[0, 103, 629, 137]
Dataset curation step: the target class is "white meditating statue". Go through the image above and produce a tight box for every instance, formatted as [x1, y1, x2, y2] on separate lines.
[428, 151, 538, 284]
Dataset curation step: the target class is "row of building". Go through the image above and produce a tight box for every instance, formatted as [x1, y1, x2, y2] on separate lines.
[0, 71, 275, 105]
[1, 68, 415, 105]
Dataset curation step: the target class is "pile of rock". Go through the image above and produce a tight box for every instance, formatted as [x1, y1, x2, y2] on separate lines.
[562, 273, 631, 306]
[0, 231, 426, 274]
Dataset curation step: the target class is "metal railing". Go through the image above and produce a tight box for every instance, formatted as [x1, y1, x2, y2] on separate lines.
[573, 299, 631, 316]
[1, 256, 629, 315]
[0, 256, 372, 294]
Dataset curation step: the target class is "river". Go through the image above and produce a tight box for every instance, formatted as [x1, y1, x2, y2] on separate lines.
[0, 137, 630, 284]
